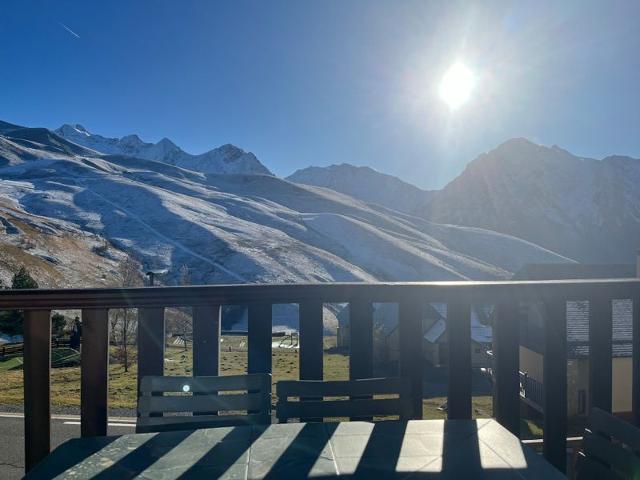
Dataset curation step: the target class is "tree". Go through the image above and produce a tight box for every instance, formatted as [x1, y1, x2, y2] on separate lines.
[0, 266, 39, 336]
[12, 266, 38, 290]
[168, 264, 193, 352]
[51, 313, 67, 337]
[110, 257, 143, 372]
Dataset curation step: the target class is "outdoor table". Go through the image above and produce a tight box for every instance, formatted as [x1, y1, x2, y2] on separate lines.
[26, 419, 566, 479]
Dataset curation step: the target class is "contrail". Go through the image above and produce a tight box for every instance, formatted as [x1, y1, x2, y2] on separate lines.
[59, 22, 80, 39]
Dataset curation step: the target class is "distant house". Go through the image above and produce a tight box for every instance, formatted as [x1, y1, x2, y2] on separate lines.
[515, 263, 636, 418]
[337, 302, 494, 368]
[419, 303, 493, 369]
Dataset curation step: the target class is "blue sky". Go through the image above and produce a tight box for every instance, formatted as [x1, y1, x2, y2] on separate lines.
[1, 1, 639, 189]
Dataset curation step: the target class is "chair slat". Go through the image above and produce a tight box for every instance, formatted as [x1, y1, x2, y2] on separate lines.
[136, 413, 270, 433]
[590, 408, 640, 453]
[139, 392, 265, 414]
[583, 431, 640, 478]
[576, 452, 624, 480]
[576, 408, 640, 480]
[276, 377, 411, 423]
[140, 374, 270, 394]
[277, 377, 410, 398]
[137, 374, 271, 433]
[277, 398, 411, 421]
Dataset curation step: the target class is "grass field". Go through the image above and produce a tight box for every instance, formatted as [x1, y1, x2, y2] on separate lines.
[0, 335, 543, 438]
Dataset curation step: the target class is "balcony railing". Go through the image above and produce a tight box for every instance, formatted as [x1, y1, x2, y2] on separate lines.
[519, 371, 544, 410]
[1, 279, 639, 474]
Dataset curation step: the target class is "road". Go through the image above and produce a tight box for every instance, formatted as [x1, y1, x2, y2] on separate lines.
[0, 412, 135, 479]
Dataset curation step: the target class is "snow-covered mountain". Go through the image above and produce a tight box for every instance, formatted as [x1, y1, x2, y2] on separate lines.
[288, 163, 431, 215]
[286, 139, 640, 264]
[0, 123, 572, 293]
[423, 138, 640, 263]
[55, 123, 272, 176]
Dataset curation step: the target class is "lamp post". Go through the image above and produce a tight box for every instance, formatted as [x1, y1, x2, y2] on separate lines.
[146, 269, 168, 286]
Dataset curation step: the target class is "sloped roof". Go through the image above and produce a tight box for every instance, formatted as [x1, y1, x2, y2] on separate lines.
[515, 263, 636, 358]
[423, 303, 493, 344]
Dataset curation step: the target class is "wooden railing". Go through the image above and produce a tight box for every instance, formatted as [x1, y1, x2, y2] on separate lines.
[1, 279, 639, 474]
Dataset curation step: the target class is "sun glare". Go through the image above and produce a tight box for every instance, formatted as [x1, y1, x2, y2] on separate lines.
[439, 62, 475, 109]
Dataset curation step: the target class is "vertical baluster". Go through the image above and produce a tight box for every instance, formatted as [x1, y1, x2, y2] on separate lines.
[349, 298, 373, 380]
[448, 298, 471, 419]
[81, 309, 109, 437]
[299, 300, 323, 381]
[590, 295, 612, 412]
[193, 305, 221, 376]
[137, 307, 165, 417]
[248, 303, 272, 374]
[493, 297, 520, 435]
[634, 295, 640, 426]
[543, 296, 567, 472]
[349, 298, 373, 421]
[23, 310, 51, 472]
[399, 295, 424, 419]
[299, 300, 324, 422]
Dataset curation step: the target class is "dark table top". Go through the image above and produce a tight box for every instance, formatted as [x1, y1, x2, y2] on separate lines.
[26, 419, 566, 479]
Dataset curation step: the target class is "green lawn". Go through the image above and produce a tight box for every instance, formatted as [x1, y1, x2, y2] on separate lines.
[0, 337, 544, 439]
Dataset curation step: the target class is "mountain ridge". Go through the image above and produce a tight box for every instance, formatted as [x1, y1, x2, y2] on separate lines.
[55, 123, 273, 176]
[0, 122, 573, 290]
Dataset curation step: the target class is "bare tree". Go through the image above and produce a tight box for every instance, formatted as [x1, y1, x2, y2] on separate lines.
[168, 264, 193, 351]
[110, 256, 143, 372]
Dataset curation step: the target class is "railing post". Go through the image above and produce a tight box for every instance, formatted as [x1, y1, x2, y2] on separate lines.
[299, 300, 323, 381]
[634, 295, 640, 426]
[399, 294, 424, 419]
[543, 297, 567, 472]
[248, 303, 272, 374]
[81, 309, 109, 437]
[493, 297, 520, 436]
[349, 298, 373, 380]
[193, 305, 221, 376]
[137, 307, 165, 417]
[448, 298, 471, 419]
[590, 296, 613, 412]
[23, 310, 51, 472]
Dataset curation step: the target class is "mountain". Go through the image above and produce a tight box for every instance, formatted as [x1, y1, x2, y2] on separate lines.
[423, 138, 640, 263]
[55, 123, 272, 176]
[287, 163, 431, 215]
[0, 124, 572, 293]
[287, 139, 640, 264]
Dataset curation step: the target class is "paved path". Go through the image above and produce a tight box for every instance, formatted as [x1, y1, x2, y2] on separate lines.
[0, 412, 135, 480]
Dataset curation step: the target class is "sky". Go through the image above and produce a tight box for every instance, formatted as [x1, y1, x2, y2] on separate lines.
[1, 0, 639, 189]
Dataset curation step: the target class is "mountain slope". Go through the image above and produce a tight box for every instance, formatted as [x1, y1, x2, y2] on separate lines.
[55, 123, 272, 176]
[423, 138, 640, 263]
[0, 125, 572, 290]
[287, 163, 431, 214]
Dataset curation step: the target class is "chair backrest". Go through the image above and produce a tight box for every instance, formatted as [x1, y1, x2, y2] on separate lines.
[276, 377, 412, 423]
[137, 373, 271, 433]
[576, 407, 640, 480]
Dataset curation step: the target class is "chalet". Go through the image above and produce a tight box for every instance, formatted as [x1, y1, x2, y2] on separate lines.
[337, 302, 493, 368]
[515, 263, 636, 418]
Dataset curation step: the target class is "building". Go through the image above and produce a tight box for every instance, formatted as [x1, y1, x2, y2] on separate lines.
[337, 302, 494, 368]
[515, 263, 636, 417]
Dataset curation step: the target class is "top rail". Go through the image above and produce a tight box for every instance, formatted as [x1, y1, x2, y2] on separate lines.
[1, 278, 639, 310]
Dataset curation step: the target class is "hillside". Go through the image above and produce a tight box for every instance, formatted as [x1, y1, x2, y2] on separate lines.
[0, 124, 572, 291]
[288, 163, 432, 215]
[286, 138, 640, 264]
[424, 138, 640, 263]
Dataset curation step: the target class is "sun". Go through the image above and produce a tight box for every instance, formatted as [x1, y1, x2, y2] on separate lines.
[439, 62, 475, 109]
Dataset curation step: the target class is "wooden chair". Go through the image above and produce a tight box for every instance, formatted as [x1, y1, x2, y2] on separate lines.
[276, 377, 412, 423]
[575, 407, 640, 480]
[137, 373, 271, 433]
